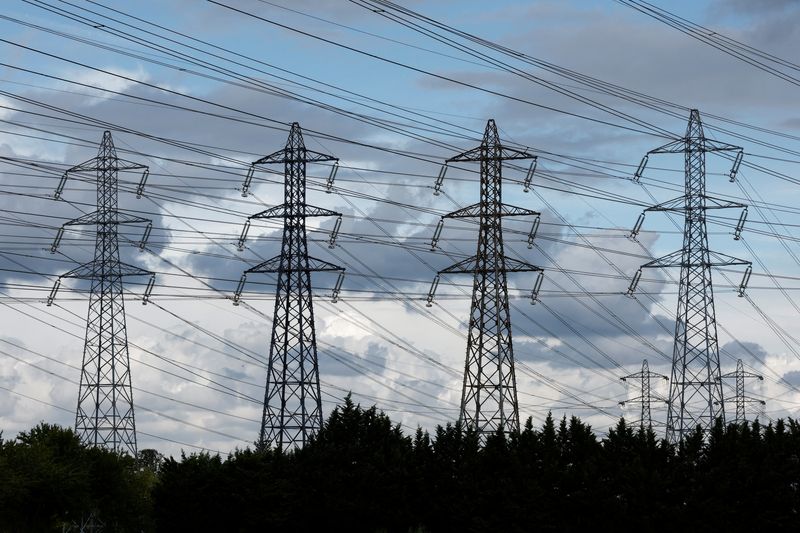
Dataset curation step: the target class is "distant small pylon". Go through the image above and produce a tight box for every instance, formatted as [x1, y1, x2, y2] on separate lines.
[720, 359, 764, 425]
[620, 359, 668, 430]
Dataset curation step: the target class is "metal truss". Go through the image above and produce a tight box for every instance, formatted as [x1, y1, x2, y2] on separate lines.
[49, 131, 153, 457]
[628, 110, 751, 444]
[234, 122, 344, 450]
[429, 119, 542, 438]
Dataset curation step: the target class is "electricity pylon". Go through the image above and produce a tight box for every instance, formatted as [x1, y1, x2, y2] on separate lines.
[427, 119, 542, 438]
[620, 359, 668, 430]
[720, 359, 764, 425]
[627, 109, 752, 444]
[48, 131, 154, 457]
[233, 122, 344, 450]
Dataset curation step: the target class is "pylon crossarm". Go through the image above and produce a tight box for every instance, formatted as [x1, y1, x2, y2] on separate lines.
[443, 202, 540, 219]
[641, 249, 683, 269]
[702, 196, 747, 210]
[439, 255, 540, 275]
[645, 195, 747, 213]
[640, 249, 749, 269]
[248, 205, 287, 220]
[439, 256, 479, 274]
[63, 210, 151, 226]
[252, 149, 337, 165]
[707, 251, 751, 267]
[306, 256, 345, 272]
[60, 260, 152, 279]
[304, 205, 341, 218]
[624, 372, 669, 382]
[64, 156, 102, 174]
[647, 138, 686, 154]
[721, 371, 763, 380]
[442, 203, 481, 219]
[249, 204, 341, 219]
[115, 261, 154, 278]
[246, 255, 343, 274]
[504, 257, 543, 272]
[701, 140, 743, 153]
[112, 158, 148, 172]
[65, 157, 147, 173]
[446, 144, 534, 162]
[245, 256, 282, 274]
[649, 138, 742, 156]
[644, 196, 687, 213]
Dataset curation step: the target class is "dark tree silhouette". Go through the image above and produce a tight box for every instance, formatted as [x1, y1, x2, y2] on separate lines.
[2, 402, 799, 531]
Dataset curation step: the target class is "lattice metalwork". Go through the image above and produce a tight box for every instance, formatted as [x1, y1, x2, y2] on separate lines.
[620, 359, 668, 430]
[49, 131, 153, 456]
[720, 359, 764, 425]
[234, 122, 344, 450]
[628, 110, 751, 444]
[430, 119, 541, 438]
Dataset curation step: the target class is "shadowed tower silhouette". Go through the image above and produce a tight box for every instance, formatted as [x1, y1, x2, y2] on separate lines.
[428, 119, 542, 438]
[234, 122, 345, 450]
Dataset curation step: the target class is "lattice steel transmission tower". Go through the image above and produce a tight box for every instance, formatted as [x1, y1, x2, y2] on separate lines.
[627, 109, 752, 444]
[720, 359, 764, 425]
[620, 359, 668, 430]
[48, 131, 154, 456]
[428, 119, 542, 437]
[233, 122, 344, 450]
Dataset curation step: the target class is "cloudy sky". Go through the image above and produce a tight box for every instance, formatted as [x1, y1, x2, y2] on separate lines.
[1, 0, 800, 455]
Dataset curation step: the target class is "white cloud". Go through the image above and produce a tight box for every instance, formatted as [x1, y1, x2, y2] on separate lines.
[59, 65, 149, 105]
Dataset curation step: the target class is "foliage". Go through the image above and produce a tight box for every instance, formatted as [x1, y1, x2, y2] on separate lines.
[2, 403, 800, 531]
[0, 423, 152, 531]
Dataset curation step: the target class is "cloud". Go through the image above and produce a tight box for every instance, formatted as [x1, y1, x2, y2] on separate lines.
[60, 66, 150, 104]
[1, 0, 798, 456]
[782, 370, 800, 387]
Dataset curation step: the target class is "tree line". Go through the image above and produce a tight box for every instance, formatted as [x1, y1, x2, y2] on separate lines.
[1, 397, 799, 531]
